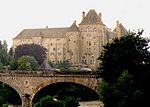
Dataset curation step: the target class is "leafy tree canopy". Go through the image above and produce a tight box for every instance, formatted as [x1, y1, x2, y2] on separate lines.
[98, 30, 150, 107]
[34, 96, 79, 107]
[17, 55, 39, 70]
[34, 95, 63, 107]
[14, 44, 47, 65]
[98, 30, 150, 83]
[0, 40, 9, 66]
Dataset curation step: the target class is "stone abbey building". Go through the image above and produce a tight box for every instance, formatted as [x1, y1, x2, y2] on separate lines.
[13, 9, 127, 69]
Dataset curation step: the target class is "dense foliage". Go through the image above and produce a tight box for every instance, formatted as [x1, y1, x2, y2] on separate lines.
[98, 31, 150, 107]
[14, 44, 47, 65]
[63, 96, 79, 107]
[0, 83, 21, 106]
[34, 96, 79, 107]
[34, 96, 63, 107]
[17, 56, 39, 70]
[0, 40, 12, 68]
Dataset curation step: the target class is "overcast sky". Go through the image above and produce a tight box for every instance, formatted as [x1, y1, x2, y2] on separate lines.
[0, 0, 150, 48]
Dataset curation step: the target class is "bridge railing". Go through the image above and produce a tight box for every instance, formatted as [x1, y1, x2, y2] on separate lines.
[0, 70, 101, 79]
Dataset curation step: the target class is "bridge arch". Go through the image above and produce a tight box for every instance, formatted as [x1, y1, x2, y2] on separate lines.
[0, 80, 22, 105]
[0, 79, 22, 98]
[32, 81, 99, 105]
[32, 77, 99, 99]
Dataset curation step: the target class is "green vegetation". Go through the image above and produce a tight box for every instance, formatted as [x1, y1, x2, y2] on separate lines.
[98, 30, 150, 107]
[17, 56, 39, 70]
[14, 44, 47, 65]
[0, 40, 12, 70]
[34, 95, 79, 107]
[0, 83, 21, 106]
[49, 60, 75, 71]
[63, 96, 79, 107]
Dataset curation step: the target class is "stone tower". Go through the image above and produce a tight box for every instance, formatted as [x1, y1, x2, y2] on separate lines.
[78, 9, 108, 69]
[66, 21, 80, 66]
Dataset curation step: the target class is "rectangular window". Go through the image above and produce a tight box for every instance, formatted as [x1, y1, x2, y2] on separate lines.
[50, 52, 54, 55]
[82, 59, 86, 64]
[90, 60, 93, 64]
[89, 42, 91, 46]
[58, 52, 62, 55]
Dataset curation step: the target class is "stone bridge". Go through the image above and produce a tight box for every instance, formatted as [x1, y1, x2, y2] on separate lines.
[0, 71, 101, 107]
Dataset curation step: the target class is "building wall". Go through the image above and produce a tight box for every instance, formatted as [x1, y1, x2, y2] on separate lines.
[13, 10, 127, 70]
[13, 27, 113, 69]
[79, 24, 108, 69]
[66, 32, 80, 66]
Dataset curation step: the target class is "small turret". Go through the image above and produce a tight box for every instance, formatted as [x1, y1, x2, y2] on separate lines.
[68, 20, 79, 32]
[114, 20, 128, 38]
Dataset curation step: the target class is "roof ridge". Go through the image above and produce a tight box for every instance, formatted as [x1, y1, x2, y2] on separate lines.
[24, 27, 69, 30]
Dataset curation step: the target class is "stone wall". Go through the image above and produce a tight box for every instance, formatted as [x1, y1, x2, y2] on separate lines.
[79, 101, 103, 107]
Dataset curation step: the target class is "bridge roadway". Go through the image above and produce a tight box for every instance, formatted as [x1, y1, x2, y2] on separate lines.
[0, 71, 101, 107]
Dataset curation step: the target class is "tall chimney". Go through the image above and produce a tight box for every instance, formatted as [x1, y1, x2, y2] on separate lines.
[99, 13, 102, 20]
[82, 11, 85, 20]
[116, 20, 119, 27]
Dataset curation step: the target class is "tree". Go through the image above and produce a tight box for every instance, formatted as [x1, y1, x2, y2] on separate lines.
[34, 95, 79, 107]
[63, 96, 79, 107]
[9, 58, 18, 70]
[0, 40, 9, 66]
[17, 56, 39, 70]
[14, 44, 47, 65]
[34, 96, 63, 107]
[98, 31, 150, 107]
[8, 47, 13, 57]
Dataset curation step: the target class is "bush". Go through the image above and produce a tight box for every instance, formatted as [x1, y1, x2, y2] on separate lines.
[34, 96, 63, 107]
[0, 62, 3, 70]
[9, 58, 18, 70]
[17, 56, 39, 70]
[14, 44, 47, 65]
[2, 103, 8, 107]
[34, 96, 79, 107]
[63, 96, 79, 107]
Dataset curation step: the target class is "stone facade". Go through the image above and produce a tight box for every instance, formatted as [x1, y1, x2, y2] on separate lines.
[13, 9, 127, 69]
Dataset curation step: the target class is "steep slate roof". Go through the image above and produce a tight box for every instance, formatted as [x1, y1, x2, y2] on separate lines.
[14, 27, 69, 39]
[79, 9, 105, 25]
[68, 21, 80, 32]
